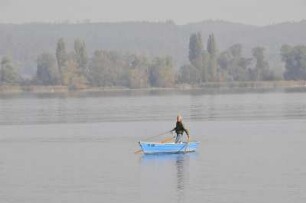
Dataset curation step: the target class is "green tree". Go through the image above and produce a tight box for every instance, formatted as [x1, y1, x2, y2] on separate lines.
[207, 34, 217, 55]
[201, 51, 210, 82]
[149, 57, 175, 87]
[56, 38, 67, 84]
[207, 33, 218, 81]
[178, 64, 200, 84]
[0, 57, 19, 84]
[281, 45, 306, 80]
[188, 32, 203, 69]
[88, 50, 127, 87]
[127, 55, 149, 88]
[62, 54, 87, 89]
[252, 47, 270, 80]
[74, 39, 88, 74]
[217, 51, 231, 82]
[217, 44, 252, 81]
[36, 53, 60, 85]
[229, 44, 251, 81]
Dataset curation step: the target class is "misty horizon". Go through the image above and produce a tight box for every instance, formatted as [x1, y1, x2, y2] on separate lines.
[1, 19, 306, 27]
[0, 0, 305, 26]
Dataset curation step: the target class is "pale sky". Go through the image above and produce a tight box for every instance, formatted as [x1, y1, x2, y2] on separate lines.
[0, 0, 305, 25]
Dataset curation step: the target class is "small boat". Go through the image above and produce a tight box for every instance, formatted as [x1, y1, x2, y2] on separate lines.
[139, 141, 200, 154]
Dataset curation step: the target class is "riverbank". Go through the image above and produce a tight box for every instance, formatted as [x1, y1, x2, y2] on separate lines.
[0, 80, 306, 95]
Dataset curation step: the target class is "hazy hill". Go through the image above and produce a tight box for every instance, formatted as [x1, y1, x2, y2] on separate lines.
[0, 20, 306, 76]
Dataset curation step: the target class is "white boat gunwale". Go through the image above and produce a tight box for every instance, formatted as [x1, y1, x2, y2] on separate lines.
[138, 141, 200, 154]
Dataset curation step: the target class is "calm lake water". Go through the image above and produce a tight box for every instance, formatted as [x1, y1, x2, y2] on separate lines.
[0, 89, 306, 203]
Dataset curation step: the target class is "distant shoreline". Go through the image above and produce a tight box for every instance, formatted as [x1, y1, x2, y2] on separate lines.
[0, 80, 306, 96]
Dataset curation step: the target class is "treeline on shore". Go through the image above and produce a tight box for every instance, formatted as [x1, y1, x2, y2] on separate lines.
[1, 32, 306, 90]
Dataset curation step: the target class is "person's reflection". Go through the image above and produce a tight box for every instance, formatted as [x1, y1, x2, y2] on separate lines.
[139, 153, 196, 203]
[176, 154, 184, 190]
[175, 154, 186, 203]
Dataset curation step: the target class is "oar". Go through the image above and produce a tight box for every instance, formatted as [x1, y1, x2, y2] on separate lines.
[134, 149, 143, 154]
[134, 136, 174, 154]
[144, 130, 172, 140]
[160, 137, 174, 143]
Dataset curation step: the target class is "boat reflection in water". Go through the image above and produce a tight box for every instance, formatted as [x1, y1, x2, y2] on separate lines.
[139, 153, 198, 203]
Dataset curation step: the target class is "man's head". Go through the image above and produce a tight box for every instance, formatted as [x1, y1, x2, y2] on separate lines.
[177, 114, 182, 122]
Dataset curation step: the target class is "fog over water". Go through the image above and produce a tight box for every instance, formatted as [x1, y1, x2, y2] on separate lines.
[0, 90, 305, 125]
[0, 91, 306, 203]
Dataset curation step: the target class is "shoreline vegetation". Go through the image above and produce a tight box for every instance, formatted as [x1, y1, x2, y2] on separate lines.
[1, 31, 306, 93]
[1, 80, 305, 95]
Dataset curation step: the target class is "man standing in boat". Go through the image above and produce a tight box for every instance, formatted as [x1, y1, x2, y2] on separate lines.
[171, 115, 190, 143]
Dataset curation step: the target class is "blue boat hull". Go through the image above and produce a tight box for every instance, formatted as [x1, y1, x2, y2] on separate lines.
[139, 141, 200, 154]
